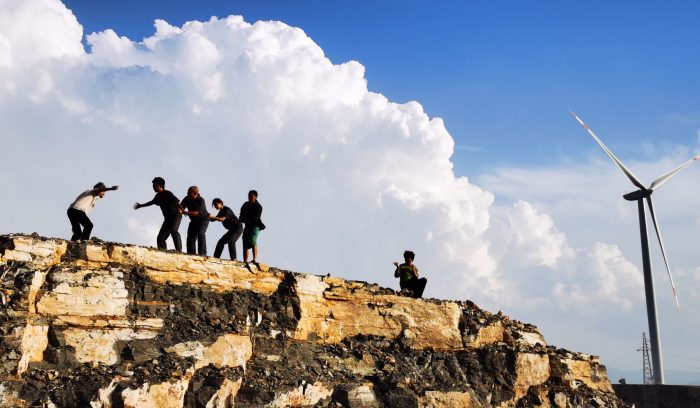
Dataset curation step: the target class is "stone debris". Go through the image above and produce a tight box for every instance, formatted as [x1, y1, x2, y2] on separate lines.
[0, 234, 628, 407]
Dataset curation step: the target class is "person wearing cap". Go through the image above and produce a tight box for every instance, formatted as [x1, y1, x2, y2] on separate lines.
[181, 186, 209, 256]
[209, 198, 243, 260]
[239, 190, 265, 264]
[134, 177, 184, 251]
[67, 182, 118, 241]
[393, 250, 427, 298]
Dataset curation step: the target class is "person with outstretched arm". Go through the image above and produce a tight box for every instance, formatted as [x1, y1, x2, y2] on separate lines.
[239, 190, 265, 264]
[67, 182, 118, 241]
[181, 186, 209, 256]
[209, 198, 243, 260]
[393, 250, 427, 298]
[133, 177, 183, 251]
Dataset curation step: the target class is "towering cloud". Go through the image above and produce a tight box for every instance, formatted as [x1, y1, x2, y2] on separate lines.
[0, 1, 501, 302]
[0, 0, 83, 67]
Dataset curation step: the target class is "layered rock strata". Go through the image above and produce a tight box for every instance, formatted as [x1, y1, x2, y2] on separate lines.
[0, 234, 625, 407]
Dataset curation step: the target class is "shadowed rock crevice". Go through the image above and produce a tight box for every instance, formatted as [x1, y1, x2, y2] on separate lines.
[0, 262, 35, 376]
[122, 267, 301, 346]
[184, 365, 243, 408]
[21, 365, 117, 407]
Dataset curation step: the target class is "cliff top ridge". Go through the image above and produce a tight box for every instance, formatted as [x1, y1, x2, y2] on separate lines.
[0, 234, 625, 407]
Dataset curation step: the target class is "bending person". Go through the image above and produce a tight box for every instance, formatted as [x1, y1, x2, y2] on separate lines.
[134, 177, 183, 251]
[181, 186, 209, 256]
[67, 182, 118, 241]
[393, 250, 427, 298]
[210, 198, 243, 260]
[239, 190, 265, 264]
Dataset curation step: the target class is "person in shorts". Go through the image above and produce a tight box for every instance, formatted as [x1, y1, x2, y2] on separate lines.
[239, 190, 264, 264]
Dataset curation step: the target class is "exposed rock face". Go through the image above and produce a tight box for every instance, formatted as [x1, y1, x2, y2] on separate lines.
[0, 234, 625, 407]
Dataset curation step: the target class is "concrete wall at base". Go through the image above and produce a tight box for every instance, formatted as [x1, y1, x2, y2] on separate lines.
[613, 384, 700, 408]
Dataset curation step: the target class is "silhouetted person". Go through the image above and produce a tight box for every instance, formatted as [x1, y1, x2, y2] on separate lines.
[181, 186, 209, 256]
[134, 177, 183, 251]
[393, 250, 427, 298]
[67, 182, 118, 241]
[210, 198, 243, 260]
[240, 190, 265, 264]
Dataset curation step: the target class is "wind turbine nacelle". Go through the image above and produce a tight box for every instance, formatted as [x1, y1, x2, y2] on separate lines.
[623, 189, 652, 201]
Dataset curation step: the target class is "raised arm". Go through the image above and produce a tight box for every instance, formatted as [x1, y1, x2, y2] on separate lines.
[96, 185, 119, 193]
[134, 199, 155, 210]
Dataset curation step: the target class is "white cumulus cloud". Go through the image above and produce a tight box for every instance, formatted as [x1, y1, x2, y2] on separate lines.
[1, 0, 499, 301]
[0, 0, 83, 68]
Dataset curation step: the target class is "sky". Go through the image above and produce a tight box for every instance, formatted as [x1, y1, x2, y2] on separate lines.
[2, 0, 700, 383]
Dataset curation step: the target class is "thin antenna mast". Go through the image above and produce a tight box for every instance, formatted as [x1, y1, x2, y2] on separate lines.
[637, 332, 654, 384]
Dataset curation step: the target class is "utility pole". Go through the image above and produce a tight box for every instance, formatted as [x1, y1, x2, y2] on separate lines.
[637, 332, 654, 385]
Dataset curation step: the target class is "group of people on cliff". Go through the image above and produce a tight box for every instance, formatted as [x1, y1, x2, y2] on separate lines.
[66, 178, 264, 264]
[67, 179, 427, 298]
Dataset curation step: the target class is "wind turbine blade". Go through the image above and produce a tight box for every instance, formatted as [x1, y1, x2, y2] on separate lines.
[570, 111, 646, 190]
[649, 154, 700, 191]
[646, 196, 681, 311]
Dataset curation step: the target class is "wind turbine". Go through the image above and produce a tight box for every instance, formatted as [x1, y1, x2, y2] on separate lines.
[571, 111, 699, 385]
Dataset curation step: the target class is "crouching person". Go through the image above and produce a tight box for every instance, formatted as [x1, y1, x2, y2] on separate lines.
[393, 250, 427, 298]
[210, 198, 243, 260]
[67, 182, 118, 241]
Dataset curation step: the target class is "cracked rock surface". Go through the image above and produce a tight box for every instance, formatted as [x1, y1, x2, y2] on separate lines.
[0, 234, 627, 407]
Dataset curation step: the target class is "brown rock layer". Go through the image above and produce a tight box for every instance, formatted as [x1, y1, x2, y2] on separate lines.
[0, 234, 626, 407]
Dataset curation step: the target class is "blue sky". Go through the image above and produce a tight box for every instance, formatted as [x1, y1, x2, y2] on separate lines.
[3, 0, 700, 381]
[64, 0, 700, 175]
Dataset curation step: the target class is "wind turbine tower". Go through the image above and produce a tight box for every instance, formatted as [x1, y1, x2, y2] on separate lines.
[571, 112, 699, 384]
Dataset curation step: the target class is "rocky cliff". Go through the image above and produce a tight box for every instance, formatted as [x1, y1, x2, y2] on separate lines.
[0, 234, 625, 407]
